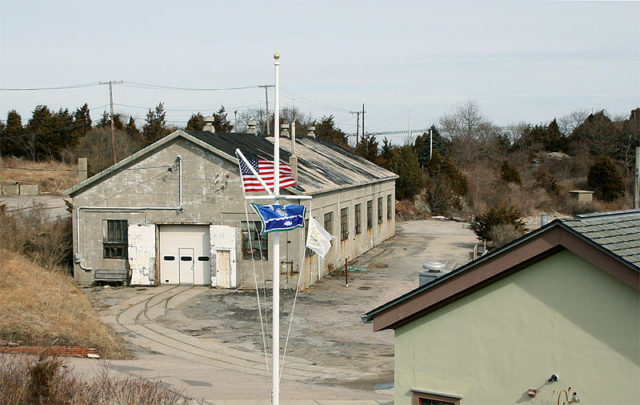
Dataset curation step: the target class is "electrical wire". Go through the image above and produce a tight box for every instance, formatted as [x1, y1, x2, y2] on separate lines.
[0, 82, 102, 91]
[122, 81, 262, 91]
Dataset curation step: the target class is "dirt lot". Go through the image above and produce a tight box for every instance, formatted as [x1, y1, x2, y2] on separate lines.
[83, 219, 478, 399]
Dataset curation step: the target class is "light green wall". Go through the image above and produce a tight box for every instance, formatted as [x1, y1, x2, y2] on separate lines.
[395, 250, 640, 405]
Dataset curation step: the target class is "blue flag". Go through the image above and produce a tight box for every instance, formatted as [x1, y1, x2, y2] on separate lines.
[251, 204, 306, 233]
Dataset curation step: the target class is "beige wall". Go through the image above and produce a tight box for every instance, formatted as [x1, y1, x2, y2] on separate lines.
[72, 138, 395, 287]
[394, 250, 640, 405]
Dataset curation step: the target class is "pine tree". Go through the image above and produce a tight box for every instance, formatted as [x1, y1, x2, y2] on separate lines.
[142, 103, 168, 144]
[186, 113, 204, 131]
[315, 115, 348, 147]
[1, 110, 25, 157]
[125, 117, 140, 138]
[72, 103, 92, 145]
[213, 106, 233, 132]
[391, 145, 425, 200]
[587, 155, 625, 201]
[355, 133, 379, 164]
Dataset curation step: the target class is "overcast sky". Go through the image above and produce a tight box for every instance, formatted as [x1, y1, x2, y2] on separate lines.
[1, 0, 638, 141]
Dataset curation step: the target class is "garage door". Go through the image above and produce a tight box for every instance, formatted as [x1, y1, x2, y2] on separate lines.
[159, 225, 211, 285]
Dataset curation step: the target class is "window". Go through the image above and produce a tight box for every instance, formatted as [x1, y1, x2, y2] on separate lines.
[354, 203, 362, 234]
[103, 220, 127, 259]
[241, 221, 268, 260]
[366, 200, 373, 229]
[387, 194, 393, 220]
[324, 212, 333, 236]
[340, 207, 349, 241]
[412, 390, 461, 405]
[377, 197, 383, 224]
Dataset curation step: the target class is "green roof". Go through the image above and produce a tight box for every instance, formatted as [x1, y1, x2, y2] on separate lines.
[560, 210, 640, 269]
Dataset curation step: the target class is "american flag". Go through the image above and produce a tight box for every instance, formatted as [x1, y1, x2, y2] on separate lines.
[239, 158, 296, 192]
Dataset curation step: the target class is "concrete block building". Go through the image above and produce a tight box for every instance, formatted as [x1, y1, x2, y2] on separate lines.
[67, 127, 397, 289]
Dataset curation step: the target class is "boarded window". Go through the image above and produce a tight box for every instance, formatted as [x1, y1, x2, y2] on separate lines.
[340, 208, 349, 241]
[354, 203, 362, 234]
[377, 197, 383, 224]
[387, 194, 393, 220]
[324, 212, 333, 235]
[103, 219, 127, 259]
[367, 200, 373, 229]
[241, 221, 268, 260]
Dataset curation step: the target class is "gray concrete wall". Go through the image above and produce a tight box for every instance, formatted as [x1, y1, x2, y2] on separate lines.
[71, 138, 395, 288]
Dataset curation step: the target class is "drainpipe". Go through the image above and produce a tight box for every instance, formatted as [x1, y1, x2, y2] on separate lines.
[75, 156, 183, 271]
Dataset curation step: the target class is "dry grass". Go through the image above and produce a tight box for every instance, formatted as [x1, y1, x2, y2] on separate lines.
[0, 354, 189, 404]
[0, 249, 127, 359]
[0, 157, 79, 193]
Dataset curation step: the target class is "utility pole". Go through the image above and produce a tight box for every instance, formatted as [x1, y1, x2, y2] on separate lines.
[634, 146, 639, 209]
[429, 128, 433, 159]
[350, 111, 361, 146]
[99, 80, 124, 164]
[408, 110, 412, 143]
[259, 84, 274, 135]
[361, 103, 365, 146]
[234, 110, 238, 132]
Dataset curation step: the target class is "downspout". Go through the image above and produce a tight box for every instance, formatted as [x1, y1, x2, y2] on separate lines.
[75, 156, 183, 271]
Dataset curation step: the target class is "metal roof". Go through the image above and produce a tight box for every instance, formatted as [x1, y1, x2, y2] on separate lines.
[66, 130, 397, 196]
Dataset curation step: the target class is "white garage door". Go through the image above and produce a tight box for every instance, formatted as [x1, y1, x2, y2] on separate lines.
[159, 225, 211, 285]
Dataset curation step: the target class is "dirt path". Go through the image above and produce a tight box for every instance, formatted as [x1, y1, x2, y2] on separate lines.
[80, 219, 478, 401]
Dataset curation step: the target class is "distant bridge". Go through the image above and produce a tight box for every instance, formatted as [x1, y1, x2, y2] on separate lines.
[346, 128, 430, 137]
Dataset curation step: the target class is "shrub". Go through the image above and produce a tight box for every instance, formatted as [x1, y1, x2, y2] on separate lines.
[472, 206, 526, 242]
[500, 160, 522, 185]
[0, 355, 190, 405]
[535, 168, 560, 195]
[487, 223, 525, 248]
[587, 155, 625, 201]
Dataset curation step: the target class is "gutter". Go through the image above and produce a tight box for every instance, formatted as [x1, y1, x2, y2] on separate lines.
[75, 156, 183, 271]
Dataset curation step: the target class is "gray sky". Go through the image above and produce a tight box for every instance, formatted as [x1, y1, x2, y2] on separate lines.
[1, 0, 638, 140]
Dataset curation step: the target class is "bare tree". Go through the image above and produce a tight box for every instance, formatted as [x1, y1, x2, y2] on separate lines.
[557, 109, 590, 135]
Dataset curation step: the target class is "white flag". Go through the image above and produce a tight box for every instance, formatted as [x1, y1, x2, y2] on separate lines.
[306, 217, 334, 258]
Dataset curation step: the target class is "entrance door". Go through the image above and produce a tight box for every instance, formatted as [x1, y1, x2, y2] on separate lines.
[179, 248, 194, 284]
[216, 250, 231, 287]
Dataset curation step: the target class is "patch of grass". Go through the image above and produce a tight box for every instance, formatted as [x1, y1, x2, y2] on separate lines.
[0, 157, 79, 194]
[0, 249, 127, 359]
[0, 354, 190, 404]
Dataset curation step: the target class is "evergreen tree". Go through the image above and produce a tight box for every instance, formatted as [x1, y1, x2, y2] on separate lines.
[391, 145, 425, 200]
[1, 110, 25, 157]
[587, 155, 625, 201]
[379, 138, 395, 170]
[315, 115, 348, 147]
[414, 125, 449, 168]
[25, 105, 53, 160]
[355, 133, 379, 164]
[186, 113, 205, 131]
[142, 103, 168, 144]
[72, 103, 92, 142]
[125, 117, 140, 138]
[97, 111, 110, 128]
[213, 106, 233, 132]
[569, 110, 621, 157]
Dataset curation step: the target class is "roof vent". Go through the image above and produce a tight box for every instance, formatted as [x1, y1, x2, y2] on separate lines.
[307, 126, 316, 138]
[203, 116, 215, 133]
[280, 123, 290, 138]
[247, 120, 257, 134]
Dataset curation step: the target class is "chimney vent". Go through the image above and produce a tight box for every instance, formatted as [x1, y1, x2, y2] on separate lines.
[280, 123, 290, 138]
[307, 126, 316, 138]
[203, 116, 215, 133]
[247, 120, 257, 134]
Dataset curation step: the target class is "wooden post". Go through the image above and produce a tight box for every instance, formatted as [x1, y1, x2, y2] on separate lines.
[345, 258, 349, 287]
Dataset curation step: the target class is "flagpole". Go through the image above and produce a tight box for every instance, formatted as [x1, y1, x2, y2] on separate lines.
[272, 52, 280, 405]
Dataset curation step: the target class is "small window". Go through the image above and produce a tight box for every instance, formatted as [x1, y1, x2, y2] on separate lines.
[241, 221, 268, 260]
[366, 200, 373, 229]
[163, 256, 175, 261]
[340, 207, 349, 241]
[103, 219, 127, 259]
[387, 194, 393, 220]
[197, 256, 210, 261]
[180, 256, 192, 261]
[324, 212, 333, 235]
[354, 203, 362, 234]
[412, 390, 461, 405]
[377, 197, 383, 224]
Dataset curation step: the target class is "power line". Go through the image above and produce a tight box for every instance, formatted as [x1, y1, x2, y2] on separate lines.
[122, 82, 263, 91]
[0, 82, 101, 91]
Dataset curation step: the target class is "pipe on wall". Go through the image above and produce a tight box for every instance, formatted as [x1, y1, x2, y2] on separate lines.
[74, 156, 183, 271]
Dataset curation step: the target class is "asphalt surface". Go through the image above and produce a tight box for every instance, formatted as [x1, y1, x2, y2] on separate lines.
[69, 219, 478, 404]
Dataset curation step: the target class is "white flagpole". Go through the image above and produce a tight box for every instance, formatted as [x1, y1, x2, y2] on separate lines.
[272, 52, 280, 405]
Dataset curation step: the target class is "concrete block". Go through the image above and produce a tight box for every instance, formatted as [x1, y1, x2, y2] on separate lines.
[19, 184, 39, 195]
[2, 183, 20, 195]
